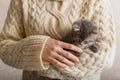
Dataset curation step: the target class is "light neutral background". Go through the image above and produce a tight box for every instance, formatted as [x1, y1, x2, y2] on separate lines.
[0, 0, 120, 80]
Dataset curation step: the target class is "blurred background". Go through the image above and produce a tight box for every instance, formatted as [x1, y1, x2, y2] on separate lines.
[0, 0, 120, 80]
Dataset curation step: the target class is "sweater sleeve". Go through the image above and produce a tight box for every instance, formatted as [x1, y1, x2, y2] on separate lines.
[56, 0, 116, 78]
[0, 0, 50, 71]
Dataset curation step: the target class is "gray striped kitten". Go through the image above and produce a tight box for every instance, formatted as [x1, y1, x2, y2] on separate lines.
[62, 19, 99, 57]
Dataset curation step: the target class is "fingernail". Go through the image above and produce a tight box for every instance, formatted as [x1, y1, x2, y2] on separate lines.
[80, 49, 83, 52]
[63, 65, 68, 68]
[76, 58, 79, 63]
[71, 63, 75, 66]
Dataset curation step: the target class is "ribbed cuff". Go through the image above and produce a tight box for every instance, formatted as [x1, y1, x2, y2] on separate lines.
[19, 35, 50, 71]
[39, 36, 50, 70]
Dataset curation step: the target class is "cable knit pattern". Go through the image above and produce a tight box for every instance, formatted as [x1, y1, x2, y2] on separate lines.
[0, 0, 116, 80]
[0, 0, 50, 71]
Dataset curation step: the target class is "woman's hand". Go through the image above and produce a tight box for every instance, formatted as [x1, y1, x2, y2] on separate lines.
[42, 38, 83, 68]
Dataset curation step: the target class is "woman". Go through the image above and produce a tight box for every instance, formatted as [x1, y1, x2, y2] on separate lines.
[0, 0, 116, 80]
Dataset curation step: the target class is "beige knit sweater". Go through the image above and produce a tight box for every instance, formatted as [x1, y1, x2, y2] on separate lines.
[0, 0, 116, 80]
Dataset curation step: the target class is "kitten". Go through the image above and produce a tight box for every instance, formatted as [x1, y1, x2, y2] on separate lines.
[62, 19, 99, 57]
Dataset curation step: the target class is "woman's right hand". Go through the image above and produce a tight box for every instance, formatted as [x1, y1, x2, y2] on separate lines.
[42, 38, 83, 68]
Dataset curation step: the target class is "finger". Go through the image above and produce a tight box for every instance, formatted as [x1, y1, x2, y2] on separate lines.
[63, 48, 82, 57]
[60, 42, 83, 53]
[48, 57, 68, 68]
[58, 48, 79, 63]
[50, 52, 75, 66]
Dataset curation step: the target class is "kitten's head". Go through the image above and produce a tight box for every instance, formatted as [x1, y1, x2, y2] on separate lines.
[71, 22, 81, 42]
[71, 19, 95, 42]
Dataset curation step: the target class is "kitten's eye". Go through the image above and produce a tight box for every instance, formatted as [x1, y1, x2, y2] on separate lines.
[83, 41, 89, 44]
[71, 33, 76, 37]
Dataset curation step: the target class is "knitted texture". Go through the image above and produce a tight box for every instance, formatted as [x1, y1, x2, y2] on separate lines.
[0, 0, 116, 80]
[0, 0, 50, 71]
